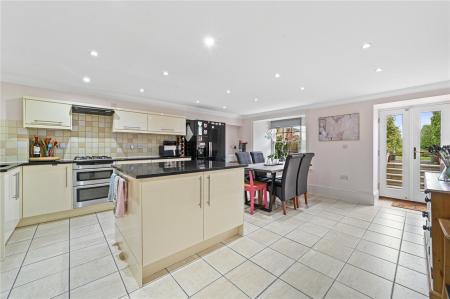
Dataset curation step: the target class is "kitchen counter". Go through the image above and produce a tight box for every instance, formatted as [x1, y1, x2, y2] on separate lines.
[425, 172, 450, 194]
[113, 160, 245, 179]
[0, 156, 191, 172]
[114, 162, 245, 287]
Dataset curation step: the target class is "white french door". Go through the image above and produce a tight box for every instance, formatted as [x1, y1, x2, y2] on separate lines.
[380, 103, 449, 202]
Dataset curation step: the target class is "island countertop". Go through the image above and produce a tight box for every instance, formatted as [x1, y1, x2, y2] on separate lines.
[112, 160, 246, 179]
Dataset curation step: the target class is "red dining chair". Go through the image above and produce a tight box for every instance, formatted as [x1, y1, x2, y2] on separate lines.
[245, 170, 268, 215]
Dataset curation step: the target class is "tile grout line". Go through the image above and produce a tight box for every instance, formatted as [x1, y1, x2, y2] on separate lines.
[390, 215, 406, 299]
[7, 225, 38, 299]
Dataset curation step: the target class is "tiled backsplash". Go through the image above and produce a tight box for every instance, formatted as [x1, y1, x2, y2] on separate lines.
[0, 113, 177, 162]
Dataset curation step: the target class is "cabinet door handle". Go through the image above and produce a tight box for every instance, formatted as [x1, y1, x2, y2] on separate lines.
[66, 167, 68, 188]
[33, 120, 63, 124]
[199, 176, 202, 208]
[160, 128, 174, 131]
[124, 126, 141, 130]
[15, 173, 20, 200]
[207, 175, 211, 206]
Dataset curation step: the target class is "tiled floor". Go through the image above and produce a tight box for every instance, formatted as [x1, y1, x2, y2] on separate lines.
[0, 195, 429, 299]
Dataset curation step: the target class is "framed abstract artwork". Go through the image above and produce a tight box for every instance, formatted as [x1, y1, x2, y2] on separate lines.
[319, 113, 360, 141]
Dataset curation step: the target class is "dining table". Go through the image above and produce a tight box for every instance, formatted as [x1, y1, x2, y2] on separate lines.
[245, 162, 285, 212]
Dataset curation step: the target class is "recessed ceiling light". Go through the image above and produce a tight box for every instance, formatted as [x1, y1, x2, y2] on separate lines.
[222, 106, 227, 109]
[226, 90, 231, 94]
[90, 50, 98, 57]
[139, 88, 144, 93]
[82, 76, 91, 83]
[375, 67, 383, 72]
[195, 100, 200, 104]
[300, 86, 305, 91]
[203, 36, 215, 48]
[254, 98, 259, 102]
[162, 71, 169, 76]
[274, 73, 281, 78]
[362, 43, 372, 49]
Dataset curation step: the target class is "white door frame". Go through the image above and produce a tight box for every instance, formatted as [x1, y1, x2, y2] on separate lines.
[379, 108, 410, 200]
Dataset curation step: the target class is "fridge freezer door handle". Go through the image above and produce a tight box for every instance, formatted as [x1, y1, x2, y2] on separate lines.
[208, 142, 212, 157]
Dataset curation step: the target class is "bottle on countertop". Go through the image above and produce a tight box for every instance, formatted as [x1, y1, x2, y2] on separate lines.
[32, 136, 41, 157]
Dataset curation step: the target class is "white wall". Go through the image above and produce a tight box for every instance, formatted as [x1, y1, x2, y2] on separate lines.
[252, 120, 272, 158]
[225, 124, 240, 162]
[242, 85, 450, 205]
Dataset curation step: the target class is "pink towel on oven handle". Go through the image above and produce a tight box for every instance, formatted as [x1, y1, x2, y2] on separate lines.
[115, 177, 128, 218]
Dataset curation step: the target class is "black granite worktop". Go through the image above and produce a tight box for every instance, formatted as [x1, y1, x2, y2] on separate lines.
[113, 160, 246, 179]
[0, 156, 191, 172]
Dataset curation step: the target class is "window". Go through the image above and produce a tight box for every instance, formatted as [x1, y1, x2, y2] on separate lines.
[274, 126, 301, 154]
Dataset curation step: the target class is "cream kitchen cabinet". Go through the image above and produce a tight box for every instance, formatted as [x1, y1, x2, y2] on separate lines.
[22, 164, 72, 218]
[113, 109, 148, 133]
[23, 97, 72, 129]
[141, 172, 204, 265]
[203, 168, 244, 239]
[147, 113, 186, 135]
[1, 167, 22, 259]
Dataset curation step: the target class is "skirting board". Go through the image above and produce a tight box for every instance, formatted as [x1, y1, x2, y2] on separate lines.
[309, 184, 375, 205]
[18, 202, 114, 227]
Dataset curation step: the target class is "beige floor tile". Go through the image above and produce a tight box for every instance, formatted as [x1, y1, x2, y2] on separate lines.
[70, 214, 99, 229]
[402, 231, 424, 245]
[372, 218, 404, 230]
[263, 221, 297, 236]
[0, 253, 25, 273]
[309, 216, 338, 229]
[395, 266, 429, 295]
[401, 240, 425, 258]
[70, 255, 117, 289]
[398, 252, 427, 274]
[4, 240, 30, 257]
[392, 283, 428, 299]
[259, 279, 309, 299]
[332, 223, 365, 238]
[368, 223, 403, 238]
[324, 281, 370, 299]
[337, 264, 393, 299]
[15, 253, 69, 287]
[9, 270, 68, 299]
[322, 231, 360, 248]
[191, 277, 247, 299]
[363, 230, 401, 249]
[340, 217, 370, 229]
[120, 267, 141, 293]
[347, 250, 396, 281]
[285, 230, 321, 247]
[404, 224, 424, 235]
[201, 245, 245, 274]
[52, 292, 69, 299]
[280, 262, 333, 299]
[70, 242, 110, 267]
[226, 261, 276, 298]
[243, 222, 259, 235]
[130, 273, 187, 299]
[227, 236, 265, 258]
[29, 231, 69, 250]
[356, 240, 399, 263]
[312, 238, 354, 262]
[299, 249, 345, 279]
[8, 226, 36, 244]
[24, 240, 69, 265]
[0, 268, 19, 293]
[70, 223, 103, 239]
[35, 219, 69, 237]
[270, 237, 309, 260]
[251, 248, 295, 276]
[70, 272, 127, 299]
[319, 211, 345, 221]
[69, 232, 106, 251]
[247, 229, 281, 246]
[299, 223, 330, 237]
[171, 258, 221, 296]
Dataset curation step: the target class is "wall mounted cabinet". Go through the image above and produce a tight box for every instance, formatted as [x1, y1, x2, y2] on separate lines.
[147, 113, 186, 135]
[113, 109, 148, 133]
[23, 97, 72, 129]
[22, 164, 72, 218]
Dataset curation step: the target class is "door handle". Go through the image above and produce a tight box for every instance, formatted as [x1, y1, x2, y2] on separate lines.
[33, 120, 63, 124]
[15, 173, 20, 200]
[66, 167, 68, 188]
[124, 126, 141, 130]
[199, 176, 202, 208]
[208, 142, 212, 157]
[207, 175, 211, 206]
[413, 147, 417, 159]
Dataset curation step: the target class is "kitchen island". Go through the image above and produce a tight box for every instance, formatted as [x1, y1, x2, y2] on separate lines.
[112, 160, 246, 287]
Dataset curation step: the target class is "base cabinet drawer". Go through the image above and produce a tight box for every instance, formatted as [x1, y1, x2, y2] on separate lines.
[23, 164, 72, 217]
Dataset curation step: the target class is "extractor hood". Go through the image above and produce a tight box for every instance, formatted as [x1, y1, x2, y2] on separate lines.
[72, 105, 114, 116]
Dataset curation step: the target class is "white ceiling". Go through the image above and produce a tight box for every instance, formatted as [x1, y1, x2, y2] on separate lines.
[2, 1, 449, 115]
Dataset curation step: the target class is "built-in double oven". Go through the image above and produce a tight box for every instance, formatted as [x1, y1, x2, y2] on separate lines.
[72, 157, 113, 208]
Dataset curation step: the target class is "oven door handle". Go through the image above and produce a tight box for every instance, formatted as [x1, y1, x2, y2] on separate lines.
[73, 168, 113, 173]
[74, 183, 110, 190]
